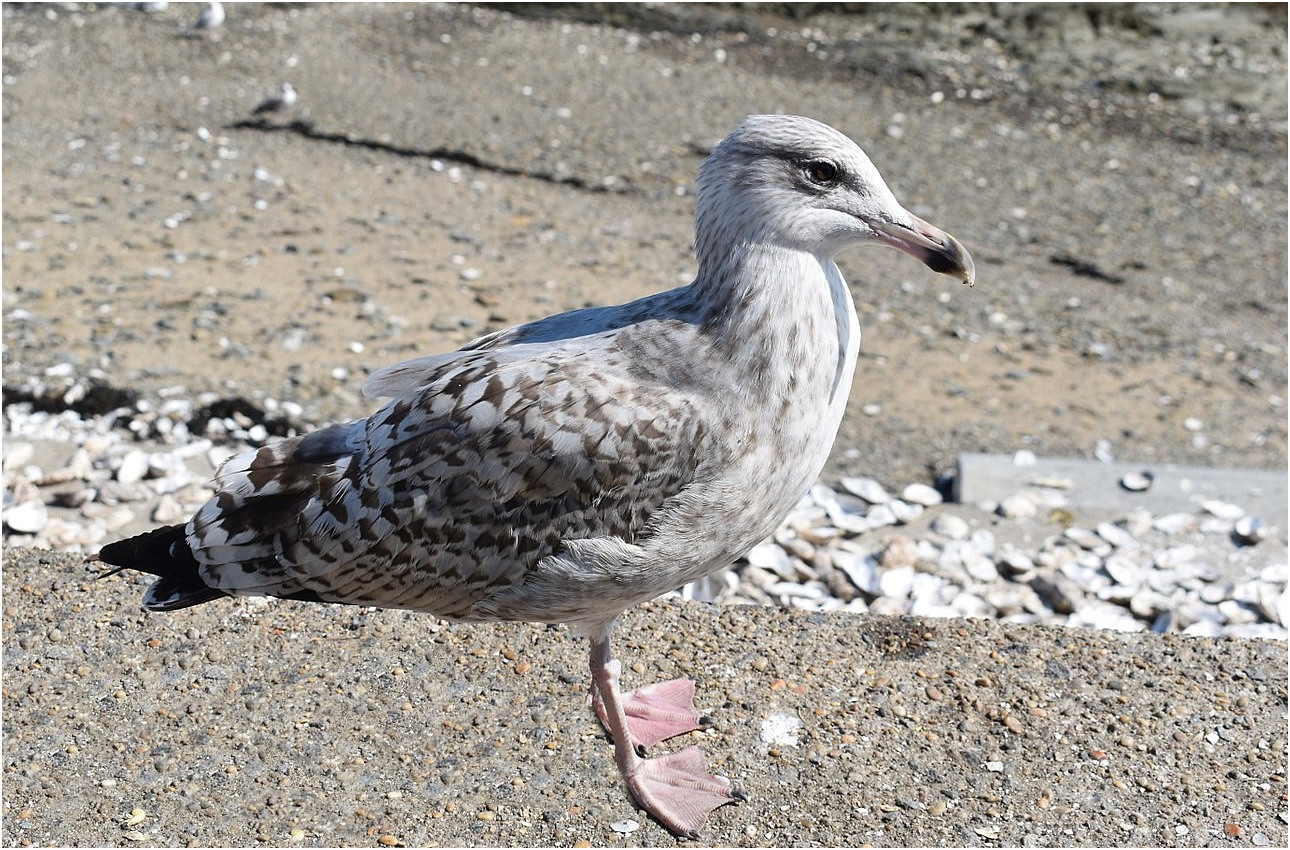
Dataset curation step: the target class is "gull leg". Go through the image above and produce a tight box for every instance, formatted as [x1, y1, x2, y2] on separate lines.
[591, 659, 713, 752]
[589, 632, 744, 838]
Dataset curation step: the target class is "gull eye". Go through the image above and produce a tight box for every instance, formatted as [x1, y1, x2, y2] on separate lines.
[804, 159, 840, 186]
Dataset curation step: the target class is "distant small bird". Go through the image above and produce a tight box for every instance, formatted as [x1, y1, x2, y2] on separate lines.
[252, 83, 298, 117]
[187, 0, 223, 37]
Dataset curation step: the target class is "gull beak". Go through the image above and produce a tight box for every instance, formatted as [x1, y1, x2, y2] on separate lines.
[870, 213, 976, 286]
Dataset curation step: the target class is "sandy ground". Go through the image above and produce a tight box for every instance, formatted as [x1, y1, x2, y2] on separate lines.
[2, 3, 1288, 847]
[3, 2, 1285, 486]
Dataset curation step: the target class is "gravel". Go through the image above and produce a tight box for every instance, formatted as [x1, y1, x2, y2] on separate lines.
[2, 3, 1287, 846]
[4, 548, 1287, 847]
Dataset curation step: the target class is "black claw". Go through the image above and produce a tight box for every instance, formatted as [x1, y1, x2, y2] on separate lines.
[698, 714, 718, 727]
[731, 786, 750, 802]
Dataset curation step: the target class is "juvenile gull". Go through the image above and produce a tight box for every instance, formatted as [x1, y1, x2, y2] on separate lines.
[252, 82, 298, 117]
[182, 0, 222, 38]
[97, 114, 974, 837]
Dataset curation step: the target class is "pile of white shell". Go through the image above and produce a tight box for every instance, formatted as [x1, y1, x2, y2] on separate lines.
[680, 477, 1287, 641]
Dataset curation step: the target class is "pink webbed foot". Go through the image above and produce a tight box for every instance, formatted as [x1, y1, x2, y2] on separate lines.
[622, 745, 747, 839]
[591, 660, 713, 751]
[589, 636, 744, 837]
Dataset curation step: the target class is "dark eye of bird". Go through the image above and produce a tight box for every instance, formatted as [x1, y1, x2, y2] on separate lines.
[805, 160, 840, 186]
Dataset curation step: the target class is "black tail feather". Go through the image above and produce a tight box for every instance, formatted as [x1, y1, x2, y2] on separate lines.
[97, 524, 228, 611]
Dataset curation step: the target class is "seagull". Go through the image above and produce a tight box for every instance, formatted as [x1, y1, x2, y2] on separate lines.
[97, 114, 974, 837]
[252, 83, 298, 117]
[184, 0, 222, 37]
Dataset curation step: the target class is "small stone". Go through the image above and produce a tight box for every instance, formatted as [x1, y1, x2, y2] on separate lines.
[1232, 516, 1265, 545]
[1199, 582, 1230, 604]
[1121, 508, 1153, 536]
[746, 542, 792, 575]
[964, 554, 999, 582]
[4, 501, 48, 534]
[996, 547, 1035, 577]
[780, 536, 815, 561]
[1154, 544, 1199, 569]
[969, 529, 996, 556]
[1103, 554, 1144, 588]
[2, 442, 34, 472]
[833, 550, 880, 595]
[1217, 599, 1257, 625]
[1259, 564, 1287, 583]
[1129, 589, 1173, 619]
[879, 536, 919, 571]
[116, 450, 151, 484]
[1199, 516, 1232, 536]
[1029, 572, 1083, 614]
[1201, 499, 1245, 521]
[865, 503, 899, 529]
[1069, 602, 1145, 632]
[814, 485, 870, 526]
[889, 499, 923, 523]
[930, 514, 970, 540]
[1152, 512, 1196, 535]
[879, 565, 915, 599]
[152, 494, 187, 524]
[840, 476, 891, 504]
[1064, 527, 1108, 554]
[997, 494, 1037, 519]
[1119, 471, 1154, 492]
[1095, 521, 1137, 549]
[610, 820, 640, 834]
[1255, 584, 1287, 626]
[901, 483, 942, 506]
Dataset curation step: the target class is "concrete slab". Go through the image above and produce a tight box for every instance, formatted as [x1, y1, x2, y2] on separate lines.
[954, 452, 1287, 523]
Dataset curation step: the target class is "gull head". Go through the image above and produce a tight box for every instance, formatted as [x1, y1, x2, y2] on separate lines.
[696, 114, 974, 285]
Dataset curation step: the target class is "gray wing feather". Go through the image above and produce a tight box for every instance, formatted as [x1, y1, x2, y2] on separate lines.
[188, 340, 711, 619]
[362, 288, 692, 399]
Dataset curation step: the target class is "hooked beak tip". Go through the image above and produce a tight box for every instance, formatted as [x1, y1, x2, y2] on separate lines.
[872, 213, 975, 287]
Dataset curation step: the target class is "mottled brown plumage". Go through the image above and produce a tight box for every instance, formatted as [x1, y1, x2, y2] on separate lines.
[98, 114, 974, 837]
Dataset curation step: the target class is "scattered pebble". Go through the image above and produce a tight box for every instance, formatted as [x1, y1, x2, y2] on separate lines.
[930, 514, 970, 540]
[902, 483, 943, 506]
[760, 712, 804, 747]
[1120, 471, 1154, 492]
[997, 494, 1037, 518]
[1234, 516, 1266, 546]
[4, 501, 49, 534]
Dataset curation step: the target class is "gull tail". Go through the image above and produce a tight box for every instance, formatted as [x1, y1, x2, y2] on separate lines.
[97, 525, 228, 612]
